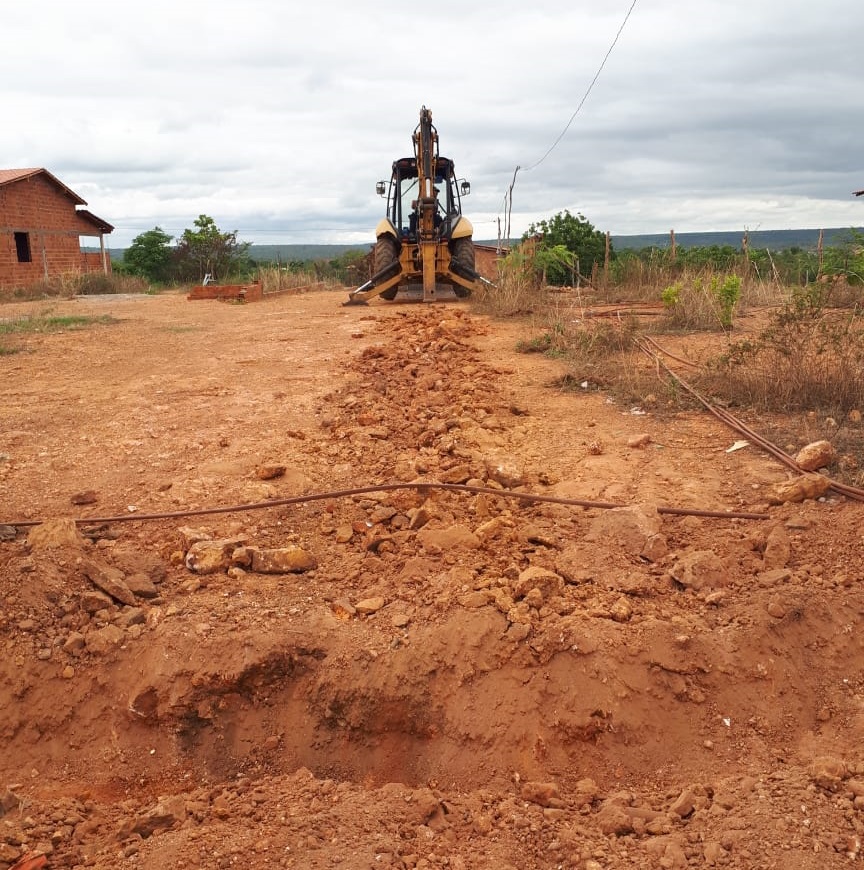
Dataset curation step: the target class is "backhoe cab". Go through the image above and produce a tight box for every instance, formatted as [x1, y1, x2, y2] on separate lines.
[345, 106, 481, 305]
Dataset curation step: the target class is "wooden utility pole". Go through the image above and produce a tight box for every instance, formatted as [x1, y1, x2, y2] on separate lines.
[817, 228, 824, 278]
[604, 231, 610, 287]
[670, 229, 677, 260]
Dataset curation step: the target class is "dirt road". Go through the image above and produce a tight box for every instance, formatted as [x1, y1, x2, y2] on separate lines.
[1, 289, 863, 869]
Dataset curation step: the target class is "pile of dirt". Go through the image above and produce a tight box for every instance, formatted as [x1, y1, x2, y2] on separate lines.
[1, 291, 863, 869]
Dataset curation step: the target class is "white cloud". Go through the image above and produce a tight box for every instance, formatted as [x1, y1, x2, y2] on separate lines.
[3, 0, 861, 246]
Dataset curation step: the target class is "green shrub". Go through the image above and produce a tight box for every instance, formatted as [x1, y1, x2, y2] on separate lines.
[661, 282, 682, 308]
[661, 274, 740, 331]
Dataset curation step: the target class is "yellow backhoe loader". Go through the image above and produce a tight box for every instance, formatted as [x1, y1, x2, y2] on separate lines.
[345, 106, 483, 305]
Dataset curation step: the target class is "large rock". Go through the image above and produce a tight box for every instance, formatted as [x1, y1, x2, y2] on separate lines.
[512, 566, 563, 600]
[484, 456, 524, 488]
[669, 788, 696, 817]
[475, 516, 512, 542]
[520, 781, 563, 808]
[586, 504, 666, 559]
[769, 473, 830, 504]
[247, 546, 317, 574]
[130, 794, 187, 838]
[255, 463, 286, 480]
[0, 843, 21, 864]
[62, 632, 86, 655]
[81, 558, 136, 606]
[810, 755, 847, 791]
[355, 596, 385, 615]
[85, 624, 125, 654]
[80, 589, 114, 613]
[27, 518, 86, 550]
[595, 801, 634, 836]
[417, 524, 481, 552]
[763, 524, 791, 569]
[185, 538, 246, 574]
[670, 550, 728, 591]
[0, 788, 21, 817]
[438, 464, 472, 484]
[111, 547, 168, 585]
[125, 573, 159, 599]
[796, 439, 836, 471]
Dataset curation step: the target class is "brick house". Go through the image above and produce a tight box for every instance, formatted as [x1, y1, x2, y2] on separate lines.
[0, 168, 114, 289]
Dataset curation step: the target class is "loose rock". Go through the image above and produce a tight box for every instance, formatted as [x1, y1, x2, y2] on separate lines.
[769, 473, 830, 504]
[795, 439, 836, 471]
[81, 558, 137, 606]
[247, 546, 317, 574]
[27, 518, 86, 551]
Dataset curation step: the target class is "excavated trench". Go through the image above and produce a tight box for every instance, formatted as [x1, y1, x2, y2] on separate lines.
[60, 588, 863, 800]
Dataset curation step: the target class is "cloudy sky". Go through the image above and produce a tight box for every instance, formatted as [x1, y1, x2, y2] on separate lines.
[4, 0, 861, 247]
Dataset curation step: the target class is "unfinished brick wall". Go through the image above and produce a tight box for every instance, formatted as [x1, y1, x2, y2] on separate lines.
[0, 173, 111, 289]
[187, 282, 263, 302]
[474, 244, 504, 282]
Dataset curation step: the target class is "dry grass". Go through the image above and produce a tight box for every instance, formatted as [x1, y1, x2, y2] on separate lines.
[609, 259, 791, 313]
[256, 266, 340, 294]
[0, 311, 117, 355]
[479, 250, 864, 483]
[702, 302, 864, 414]
[0, 271, 149, 302]
[470, 250, 548, 316]
[497, 266, 862, 417]
[508, 299, 675, 407]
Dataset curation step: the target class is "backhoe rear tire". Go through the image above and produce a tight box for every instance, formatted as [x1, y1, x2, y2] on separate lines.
[374, 235, 400, 301]
[450, 237, 475, 298]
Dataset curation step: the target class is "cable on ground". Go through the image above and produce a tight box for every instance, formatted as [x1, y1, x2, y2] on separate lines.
[2, 480, 768, 531]
[635, 338, 864, 503]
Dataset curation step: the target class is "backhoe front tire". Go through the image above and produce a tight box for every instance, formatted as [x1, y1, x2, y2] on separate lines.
[374, 235, 400, 301]
[450, 236, 475, 297]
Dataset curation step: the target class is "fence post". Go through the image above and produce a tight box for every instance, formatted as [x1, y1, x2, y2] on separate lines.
[604, 231, 610, 288]
[817, 229, 824, 279]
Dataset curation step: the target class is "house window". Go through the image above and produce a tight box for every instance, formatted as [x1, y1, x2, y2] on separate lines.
[14, 232, 32, 263]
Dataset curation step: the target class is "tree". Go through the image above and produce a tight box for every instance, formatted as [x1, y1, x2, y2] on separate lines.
[172, 215, 251, 282]
[822, 228, 864, 285]
[123, 227, 174, 282]
[524, 209, 609, 285]
[534, 244, 577, 286]
[324, 249, 369, 285]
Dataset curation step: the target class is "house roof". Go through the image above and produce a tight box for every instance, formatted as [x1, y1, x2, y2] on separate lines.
[0, 167, 113, 234]
[0, 167, 88, 205]
[77, 209, 114, 233]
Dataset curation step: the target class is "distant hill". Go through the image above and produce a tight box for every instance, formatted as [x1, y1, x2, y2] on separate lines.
[609, 227, 863, 251]
[245, 244, 370, 262]
[103, 227, 863, 263]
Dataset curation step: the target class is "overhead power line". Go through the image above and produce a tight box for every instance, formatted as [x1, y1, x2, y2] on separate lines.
[525, 0, 638, 172]
[502, 0, 639, 241]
